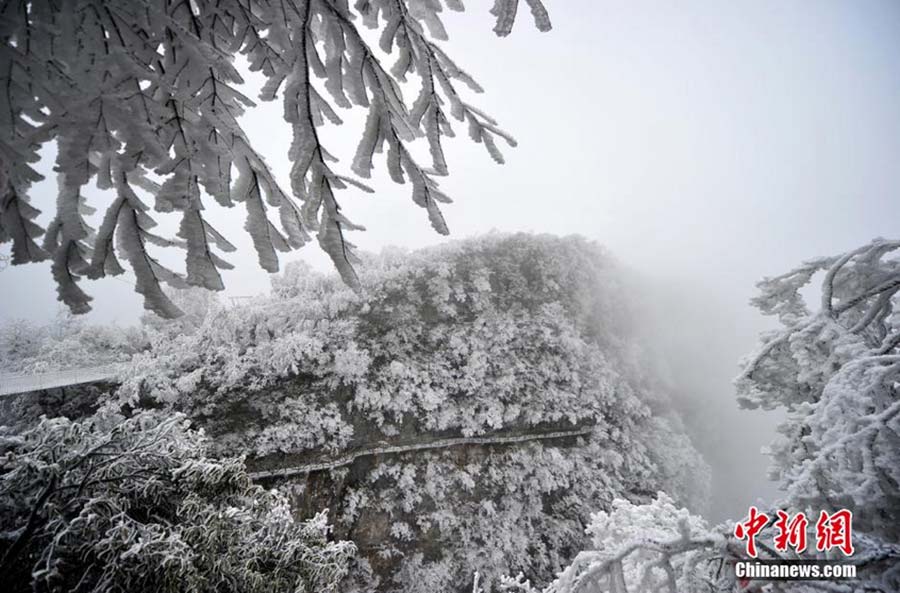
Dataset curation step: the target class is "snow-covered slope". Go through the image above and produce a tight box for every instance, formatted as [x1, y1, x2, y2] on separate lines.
[121, 233, 708, 592]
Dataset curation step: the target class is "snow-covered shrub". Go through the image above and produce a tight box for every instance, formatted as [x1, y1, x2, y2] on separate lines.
[119, 233, 707, 592]
[0, 319, 44, 370]
[0, 407, 355, 593]
[0, 310, 144, 374]
[0, 289, 226, 376]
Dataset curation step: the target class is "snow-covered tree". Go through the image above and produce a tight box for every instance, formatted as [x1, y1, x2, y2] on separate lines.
[0, 318, 45, 371]
[0, 0, 550, 318]
[0, 407, 355, 593]
[736, 238, 900, 541]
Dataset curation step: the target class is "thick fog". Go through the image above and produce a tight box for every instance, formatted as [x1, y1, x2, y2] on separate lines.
[3, 0, 900, 523]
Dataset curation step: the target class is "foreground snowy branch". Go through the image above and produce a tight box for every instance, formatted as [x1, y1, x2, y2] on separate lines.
[494, 494, 900, 593]
[0, 0, 551, 317]
[736, 238, 900, 540]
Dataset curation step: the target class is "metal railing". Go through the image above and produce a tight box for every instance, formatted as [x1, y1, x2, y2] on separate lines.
[0, 364, 123, 397]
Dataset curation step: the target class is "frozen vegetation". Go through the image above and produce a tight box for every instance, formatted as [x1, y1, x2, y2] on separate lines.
[117, 233, 710, 591]
[3, 233, 708, 592]
[0, 409, 354, 592]
[1, 0, 897, 591]
[1, 234, 899, 592]
[0, 312, 143, 374]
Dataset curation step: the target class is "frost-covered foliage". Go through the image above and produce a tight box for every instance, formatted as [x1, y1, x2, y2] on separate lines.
[323, 434, 703, 593]
[505, 239, 900, 593]
[0, 288, 226, 374]
[0, 0, 550, 318]
[577, 494, 722, 592]
[0, 407, 355, 593]
[499, 494, 728, 593]
[736, 238, 900, 541]
[140, 286, 226, 340]
[117, 233, 708, 591]
[0, 310, 144, 373]
[120, 233, 698, 466]
[0, 318, 43, 371]
[500, 494, 899, 593]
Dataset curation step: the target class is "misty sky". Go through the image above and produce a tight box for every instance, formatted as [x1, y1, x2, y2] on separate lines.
[3, 0, 900, 522]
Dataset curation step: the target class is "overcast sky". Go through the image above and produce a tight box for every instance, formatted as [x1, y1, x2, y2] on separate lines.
[3, 0, 900, 522]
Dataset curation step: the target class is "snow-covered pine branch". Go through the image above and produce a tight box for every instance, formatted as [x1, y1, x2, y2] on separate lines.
[0, 0, 551, 317]
[735, 238, 900, 540]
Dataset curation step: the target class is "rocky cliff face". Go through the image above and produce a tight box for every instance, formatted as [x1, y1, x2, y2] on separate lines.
[114, 233, 709, 592]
